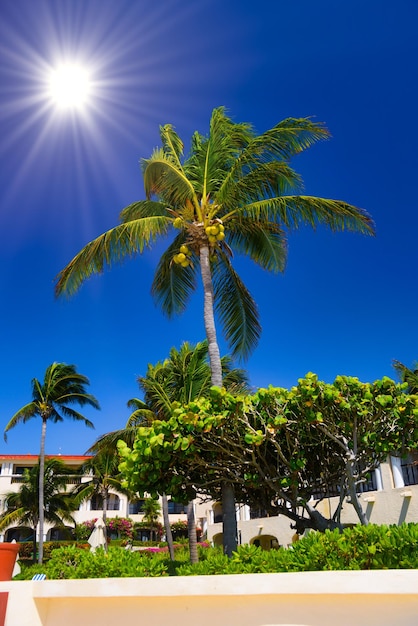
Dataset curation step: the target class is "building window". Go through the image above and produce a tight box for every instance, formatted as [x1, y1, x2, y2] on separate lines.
[90, 494, 120, 511]
[129, 499, 145, 514]
[167, 500, 186, 514]
[213, 502, 222, 524]
[47, 527, 73, 541]
[401, 453, 418, 486]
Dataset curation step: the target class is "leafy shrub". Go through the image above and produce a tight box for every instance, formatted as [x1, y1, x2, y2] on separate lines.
[18, 540, 89, 563]
[15, 545, 169, 580]
[285, 523, 418, 571]
[15, 523, 418, 579]
[178, 524, 418, 575]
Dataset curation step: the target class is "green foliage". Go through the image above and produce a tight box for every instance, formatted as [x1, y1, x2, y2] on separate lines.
[16, 545, 169, 580]
[118, 374, 418, 531]
[178, 524, 418, 575]
[56, 109, 373, 360]
[18, 541, 89, 564]
[15, 524, 418, 579]
[285, 523, 418, 571]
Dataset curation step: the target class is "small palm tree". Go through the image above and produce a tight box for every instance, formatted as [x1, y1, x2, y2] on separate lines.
[0, 458, 77, 562]
[71, 450, 130, 550]
[4, 362, 100, 563]
[141, 497, 161, 542]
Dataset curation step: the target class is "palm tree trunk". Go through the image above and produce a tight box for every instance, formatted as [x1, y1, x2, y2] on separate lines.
[162, 494, 175, 561]
[199, 245, 238, 555]
[102, 490, 108, 551]
[200, 245, 223, 387]
[222, 482, 238, 557]
[187, 501, 199, 564]
[38, 417, 47, 564]
[32, 522, 38, 564]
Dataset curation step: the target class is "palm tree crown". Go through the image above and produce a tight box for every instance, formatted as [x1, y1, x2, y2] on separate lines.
[55, 108, 374, 377]
[4, 362, 99, 563]
[4, 362, 99, 438]
[0, 458, 77, 561]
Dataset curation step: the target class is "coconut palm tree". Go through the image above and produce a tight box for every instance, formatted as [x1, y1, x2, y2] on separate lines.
[55, 108, 374, 553]
[88, 340, 249, 561]
[135, 341, 249, 562]
[4, 362, 100, 563]
[0, 458, 77, 562]
[71, 450, 131, 551]
[141, 497, 161, 542]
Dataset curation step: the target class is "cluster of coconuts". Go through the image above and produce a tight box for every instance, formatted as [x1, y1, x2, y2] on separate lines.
[173, 244, 192, 267]
[205, 221, 225, 244]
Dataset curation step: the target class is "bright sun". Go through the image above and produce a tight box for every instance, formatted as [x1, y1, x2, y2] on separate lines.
[48, 64, 91, 109]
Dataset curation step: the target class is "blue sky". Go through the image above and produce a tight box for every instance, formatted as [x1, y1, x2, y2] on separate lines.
[0, 0, 417, 455]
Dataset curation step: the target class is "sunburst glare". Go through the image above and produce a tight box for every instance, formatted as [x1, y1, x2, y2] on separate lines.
[48, 64, 91, 110]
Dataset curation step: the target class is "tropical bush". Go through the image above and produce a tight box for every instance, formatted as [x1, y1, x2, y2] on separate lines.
[170, 519, 202, 541]
[74, 517, 134, 541]
[15, 524, 418, 579]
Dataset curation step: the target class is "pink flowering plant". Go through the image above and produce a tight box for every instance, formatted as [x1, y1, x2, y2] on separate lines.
[106, 517, 133, 540]
[75, 517, 134, 541]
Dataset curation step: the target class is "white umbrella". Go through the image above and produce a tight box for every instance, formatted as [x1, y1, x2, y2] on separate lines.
[88, 517, 107, 552]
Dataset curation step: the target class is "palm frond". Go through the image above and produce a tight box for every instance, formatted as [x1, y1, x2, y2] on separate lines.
[212, 255, 261, 359]
[151, 236, 198, 316]
[217, 117, 328, 200]
[242, 195, 375, 234]
[4, 403, 37, 440]
[0, 507, 27, 532]
[142, 149, 198, 210]
[120, 200, 169, 222]
[217, 161, 302, 214]
[186, 107, 254, 200]
[55, 217, 171, 297]
[55, 406, 95, 428]
[85, 426, 138, 453]
[159, 124, 184, 167]
[242, 117, 330, 163]
[393, 360, 418, 394]
[226, 218, 287, 273]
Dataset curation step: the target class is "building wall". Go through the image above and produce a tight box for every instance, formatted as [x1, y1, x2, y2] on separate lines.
[1, 570, 418, 626]
[0, 455, 189, 542]
[205, 455, 418, 549]
[0, 453, 417, 547]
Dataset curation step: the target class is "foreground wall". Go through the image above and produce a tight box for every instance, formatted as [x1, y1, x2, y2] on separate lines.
[0, 570, 417, 626]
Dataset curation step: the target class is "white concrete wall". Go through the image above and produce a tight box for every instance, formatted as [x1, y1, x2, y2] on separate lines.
[1, 570, 418, 626]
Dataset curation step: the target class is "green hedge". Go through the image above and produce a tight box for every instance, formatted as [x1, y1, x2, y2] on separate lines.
[15, 524, 418, 579]
[18, 541, 90, 563]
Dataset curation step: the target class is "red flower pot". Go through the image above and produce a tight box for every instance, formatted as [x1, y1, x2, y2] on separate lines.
[0, 543, 20, 581]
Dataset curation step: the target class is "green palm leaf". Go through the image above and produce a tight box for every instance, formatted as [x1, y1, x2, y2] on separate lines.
[226, 218, 287, 273]
[119, 200, 170, 222]
[242, 195, 374, 233]
[142, 149, 198, 210]
[159, 124, 184, 165]
[151, 236, 198, 316]
[212, 254, 261, 359]
[55, 217, 171, 297]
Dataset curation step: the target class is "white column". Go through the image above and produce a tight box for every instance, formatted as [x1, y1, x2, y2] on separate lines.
[391, 456, 405, 488]
[374, 466, 383, 491]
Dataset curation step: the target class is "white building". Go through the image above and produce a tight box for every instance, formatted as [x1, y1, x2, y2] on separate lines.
[0, 452, 417, 548]
[205, 452, 418, 549]
[0, 454, 193, 543]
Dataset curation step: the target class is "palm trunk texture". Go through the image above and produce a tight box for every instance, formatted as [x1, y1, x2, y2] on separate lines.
[38, 417, 47, 564]
[200, 245, 238, 555]
[187, 501, 199, 564]
[162, 494, 175, 561]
